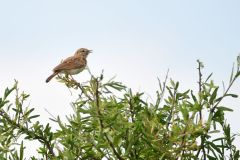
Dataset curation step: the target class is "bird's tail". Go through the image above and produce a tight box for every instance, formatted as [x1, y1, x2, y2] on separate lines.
[46, 72, 58, 83]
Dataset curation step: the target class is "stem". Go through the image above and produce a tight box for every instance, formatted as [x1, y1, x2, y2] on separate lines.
[156, 69, 169, 109]
[129, 99, 135, 123]
[196, 135, 206, 158]
[196, 67, 239, 158]
[180, 124, 188, 159]
[94, 78, 124, 160]
[0, 110, 55, 157]
[197, 61, 202, 120]
[128, 98, 138, 158]
[196, 61, 206, 158]
[166, 88, 177, 131]
[197, 71, 238, 157]
[70, 77, 93, 101]
[211, 74, 237, 113]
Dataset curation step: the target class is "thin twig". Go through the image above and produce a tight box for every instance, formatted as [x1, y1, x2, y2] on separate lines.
[197, 61, 203, 120]
[211, 74, 237, 113]
[44, 108, 57, 121]
[196, 60, 206, 158]
[180, 123, 189, 159]
[1, 110, 55, 157]
[166, 88, 177, 131]
[70, 77, 93, 101]
[157, 69, 169, 108]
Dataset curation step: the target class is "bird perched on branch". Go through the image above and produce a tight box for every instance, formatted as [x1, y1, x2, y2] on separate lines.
[46, 48, 92, 83]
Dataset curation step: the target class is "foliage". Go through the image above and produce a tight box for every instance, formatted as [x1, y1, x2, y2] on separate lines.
[0, 57, 240, 159]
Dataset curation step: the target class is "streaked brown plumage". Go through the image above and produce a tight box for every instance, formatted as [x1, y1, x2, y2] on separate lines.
[46, 48, 92, 83]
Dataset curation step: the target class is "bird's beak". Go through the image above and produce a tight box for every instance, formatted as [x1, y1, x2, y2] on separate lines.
[89, 50, 92, 53]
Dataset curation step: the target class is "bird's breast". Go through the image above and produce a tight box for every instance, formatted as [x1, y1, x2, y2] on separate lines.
[61, 68, 85, 75]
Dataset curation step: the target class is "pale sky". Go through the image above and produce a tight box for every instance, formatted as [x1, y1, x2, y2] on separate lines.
[0, 0, 240, 155]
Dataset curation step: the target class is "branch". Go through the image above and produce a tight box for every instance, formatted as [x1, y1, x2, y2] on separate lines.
[156, 69, 169, 110]
[196, 60, 206, 158]
[166, 87, 177, 131]
[0, 110, 55, 157]
[180, 124, 188, 159]
[197, 60, 203, 120]
[94, 78, 124, 160]
[210, 74, 238, 113]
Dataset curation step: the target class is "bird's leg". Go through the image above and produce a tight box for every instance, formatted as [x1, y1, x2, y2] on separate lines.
[70, 75, 85, 96]
[86, 66, 93, 77]
[70, 75, 77, 83]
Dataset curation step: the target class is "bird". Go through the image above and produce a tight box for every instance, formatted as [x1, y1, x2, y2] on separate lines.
[46, 48, 92, 83]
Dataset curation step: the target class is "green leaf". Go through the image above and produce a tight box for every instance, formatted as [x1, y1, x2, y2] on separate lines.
[234, 150, 240, 159]
[213, 110, 224, 125]
[215, 97, 223, 102]
[212, 137, 225, 142]
[180, 105, 189, 121]
[205, 73, 213, 82]
[207, 155, 217, 160]
[175, 81, 179, 90]
[78, 107, 90, 114]
[208, 130, 220, 134]
[230, 64, 235, 83]
[210, 87, 218, 105]
[25, 108, 35, 117]
[159, 153, 166, 160]
[28, 115, 40, 121]
[225, 94, 238, 98]
[235, 71, 240, 78]
[0, 99, 10, 109]
[3, 85, 16, 100]
[217, 106, 233, 112]
[20, 141, 24, 160]
[191, 90, 197, 103]
[170, 78, 175, 87]
[197, 59, 204, 68]
[104, 81, 126, 91]
[237, 55, 240, 66]
[166, 86, 173, 97]
[208, 141, 222, 154]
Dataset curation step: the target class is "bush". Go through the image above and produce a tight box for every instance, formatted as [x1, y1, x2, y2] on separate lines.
[0, 58, 240, 159]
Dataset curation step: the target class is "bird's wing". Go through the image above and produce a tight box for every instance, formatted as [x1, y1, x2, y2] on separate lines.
[53, 56, 86, 72]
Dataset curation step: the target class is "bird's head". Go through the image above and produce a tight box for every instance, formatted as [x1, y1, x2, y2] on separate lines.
[74, 48, 92, 57]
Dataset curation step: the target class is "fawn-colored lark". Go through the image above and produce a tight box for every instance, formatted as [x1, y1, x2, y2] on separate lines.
[46, 48, 91, 83]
